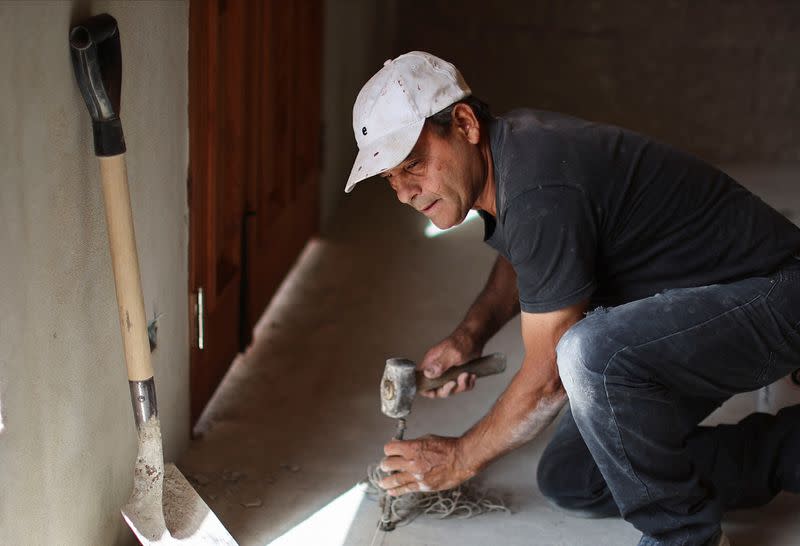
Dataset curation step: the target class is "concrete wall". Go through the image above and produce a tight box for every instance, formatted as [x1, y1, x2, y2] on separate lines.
[319, 0, 397, 231]
[393, 0, 800, 162]
[0, 2, 189, 545]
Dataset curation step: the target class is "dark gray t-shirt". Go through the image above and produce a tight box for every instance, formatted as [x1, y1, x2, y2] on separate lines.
[480, 110, 800, 313]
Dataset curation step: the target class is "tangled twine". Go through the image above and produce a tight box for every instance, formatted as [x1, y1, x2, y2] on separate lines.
[364, 464, 510, 528]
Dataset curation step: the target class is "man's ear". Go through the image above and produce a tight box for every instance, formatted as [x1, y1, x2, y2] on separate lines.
[451, 103, 481, 144]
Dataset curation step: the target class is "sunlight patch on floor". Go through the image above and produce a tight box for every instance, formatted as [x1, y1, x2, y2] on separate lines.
[266, 483, 368, 546]
[424, 209, 480, 238]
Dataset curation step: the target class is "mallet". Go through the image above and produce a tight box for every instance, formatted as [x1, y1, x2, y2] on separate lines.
[380, 353, 507, 420]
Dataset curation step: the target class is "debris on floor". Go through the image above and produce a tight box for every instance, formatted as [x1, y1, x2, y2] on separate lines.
[241, 497, 263, 508]
[189, 473, 211, 486]
[222, 469, 245, 483]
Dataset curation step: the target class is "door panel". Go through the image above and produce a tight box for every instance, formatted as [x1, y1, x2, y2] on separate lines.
[189, 0, 321, 424]
[243, 0, 321, 335]
[189, 0, 245, 423]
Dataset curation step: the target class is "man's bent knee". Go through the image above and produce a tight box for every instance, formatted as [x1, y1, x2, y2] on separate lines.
[555, 315, 621, 406]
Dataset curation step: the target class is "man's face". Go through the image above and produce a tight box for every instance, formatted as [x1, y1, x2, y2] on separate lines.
[380, 119, 485, 229]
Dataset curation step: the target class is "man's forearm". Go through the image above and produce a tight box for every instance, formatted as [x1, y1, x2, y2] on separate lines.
[455, 254, 520, 347]
[381, 306, 583, 496]
[457, 357, 567, 475]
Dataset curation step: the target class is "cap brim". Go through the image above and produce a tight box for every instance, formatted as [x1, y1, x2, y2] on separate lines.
[344, 120, 425, 193]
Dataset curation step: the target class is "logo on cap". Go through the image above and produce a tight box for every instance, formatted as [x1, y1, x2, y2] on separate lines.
[362, 126, 368, 136]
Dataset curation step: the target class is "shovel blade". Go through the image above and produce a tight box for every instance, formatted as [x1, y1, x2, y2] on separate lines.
[123, 464, 237, 545]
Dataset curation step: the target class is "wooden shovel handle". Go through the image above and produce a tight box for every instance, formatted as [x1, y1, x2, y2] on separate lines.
[99, 154, 153, 381]
[416, 353, 506, 392]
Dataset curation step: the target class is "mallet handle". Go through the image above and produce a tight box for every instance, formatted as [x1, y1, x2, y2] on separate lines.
[416, 353, 506, 391]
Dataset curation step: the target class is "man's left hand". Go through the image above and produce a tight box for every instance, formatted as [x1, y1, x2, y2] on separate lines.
[378, 435, 476, 496]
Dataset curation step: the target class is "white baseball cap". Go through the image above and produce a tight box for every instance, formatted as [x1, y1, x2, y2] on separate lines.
[344, 51, 471, 193]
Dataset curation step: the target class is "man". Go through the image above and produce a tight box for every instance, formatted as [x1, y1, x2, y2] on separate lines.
[345, 51, 800, 546]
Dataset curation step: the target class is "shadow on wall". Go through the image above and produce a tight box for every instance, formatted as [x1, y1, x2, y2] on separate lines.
[392, 0, 800, 163]
[70, 0, 93, 27]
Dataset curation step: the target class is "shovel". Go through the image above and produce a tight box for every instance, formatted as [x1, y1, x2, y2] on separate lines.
[69, 14, 236, 544]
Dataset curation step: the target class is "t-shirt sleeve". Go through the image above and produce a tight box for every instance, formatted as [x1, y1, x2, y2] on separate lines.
[504, 186, 597, 312]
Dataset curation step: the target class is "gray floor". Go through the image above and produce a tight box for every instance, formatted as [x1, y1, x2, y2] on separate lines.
[178, 163, 800, 546]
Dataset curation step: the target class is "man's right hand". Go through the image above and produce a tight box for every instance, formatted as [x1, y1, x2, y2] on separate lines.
[418, 255, 519, 399]
[418, 331, 482, 399]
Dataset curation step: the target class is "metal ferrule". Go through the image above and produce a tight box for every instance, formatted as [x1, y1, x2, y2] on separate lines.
[129, 377, 158, 429]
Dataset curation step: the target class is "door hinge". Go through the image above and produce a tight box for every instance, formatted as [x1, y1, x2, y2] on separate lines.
[194, 287, 205, 350]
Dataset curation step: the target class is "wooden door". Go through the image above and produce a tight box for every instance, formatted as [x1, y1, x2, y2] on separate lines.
[243, 1, 321, 333]
[189, 0, 321, 424]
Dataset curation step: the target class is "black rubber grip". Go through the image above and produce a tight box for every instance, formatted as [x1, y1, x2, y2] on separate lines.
[69, 14, 126, 156]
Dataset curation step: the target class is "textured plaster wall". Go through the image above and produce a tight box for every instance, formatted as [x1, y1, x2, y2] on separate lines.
[393, 0, 800, 162]
[0, 2, 189, 545]
[319, 0, 397, 231]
